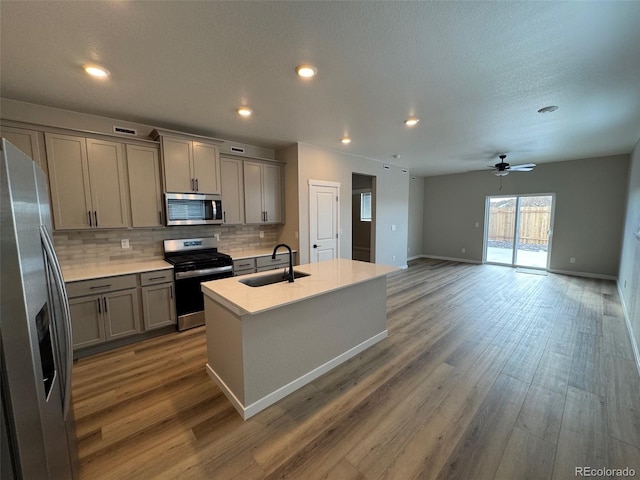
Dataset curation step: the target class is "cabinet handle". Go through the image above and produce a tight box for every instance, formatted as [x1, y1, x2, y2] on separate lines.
[170, 285, 173, 299]
[97, 298, 101, 314]
[159, 211, 163, 224]
[94, 211, 98, 227]
[223, 211, 226, 223]
[148, 276, 165, 281]
[265, 211, 268, 222]
[195, 178, 199, 191]
[103, 297, 108, 313]
[90, 284, 111, 289]
[88, 211, 92, 227]
[191, 178, 195, 191]
[238, 263, 251, 267]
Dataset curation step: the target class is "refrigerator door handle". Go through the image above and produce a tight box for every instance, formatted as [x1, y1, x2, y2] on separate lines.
[40, 225, 73, 420]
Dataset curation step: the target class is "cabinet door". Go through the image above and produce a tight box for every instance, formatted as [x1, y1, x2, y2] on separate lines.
[86, 139, 129, 228]
[192, 142, 221, 194]
[0, 126, 47, 174]
[243, 161, 264, 224]
[103, 289, 141, 339]
[126, 144, 163, 227]
[45, 133, 92, 230]
[220, 156, 244, 224]
[141, 283, 176, 330]
[262, 163, 283, 223]
[162, 137, 193, 192]
[69, 295, 105, 349]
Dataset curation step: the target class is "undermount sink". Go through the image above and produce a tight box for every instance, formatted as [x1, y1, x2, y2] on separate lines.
[239, 270, 310, 287]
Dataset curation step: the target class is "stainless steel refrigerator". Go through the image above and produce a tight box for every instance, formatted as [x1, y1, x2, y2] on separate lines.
[0, 139, 78, 479]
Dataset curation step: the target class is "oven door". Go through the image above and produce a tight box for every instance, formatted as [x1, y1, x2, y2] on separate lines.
[173, 266, 232, 330]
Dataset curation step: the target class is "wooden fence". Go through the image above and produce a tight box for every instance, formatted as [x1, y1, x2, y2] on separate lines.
[488, 207, 551, 245]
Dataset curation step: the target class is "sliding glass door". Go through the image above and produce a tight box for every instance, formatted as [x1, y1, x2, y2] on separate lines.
[484, 194, 554, 269]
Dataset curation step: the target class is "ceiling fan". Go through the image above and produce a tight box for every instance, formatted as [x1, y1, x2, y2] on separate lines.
[488, 154, 536, 176]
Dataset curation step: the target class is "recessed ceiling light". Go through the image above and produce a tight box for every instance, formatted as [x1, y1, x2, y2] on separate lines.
[341, 136, 351, 144]
[237, 106, 253, 117]
[296, 64, 317, 78]
[83, 64, 110, 78]
[404, 117, 420, 127]
[537, 105, 559, 114]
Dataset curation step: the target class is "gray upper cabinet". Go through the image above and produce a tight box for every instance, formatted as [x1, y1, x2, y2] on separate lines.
[220, 155, 245, 225]
[126, 144, 163, 227]
[160, 135, 221, 194]
[45, 133, 128, 230]
[244, 160, 283, 224]
[0, 125, 47, 175]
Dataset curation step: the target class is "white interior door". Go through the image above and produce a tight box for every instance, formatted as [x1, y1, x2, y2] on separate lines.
[309, 181, 340, 263]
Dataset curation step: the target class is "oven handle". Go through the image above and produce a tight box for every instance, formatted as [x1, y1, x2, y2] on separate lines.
[174, 265, 233, 279]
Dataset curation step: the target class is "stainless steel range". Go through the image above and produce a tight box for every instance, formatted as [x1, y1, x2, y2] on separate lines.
[163, 237, 233, 331]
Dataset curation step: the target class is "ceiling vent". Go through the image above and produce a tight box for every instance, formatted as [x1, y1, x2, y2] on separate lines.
[113, 126, 138, 136]
[383, 165, 391, 171]
[230, 146, 245, 154]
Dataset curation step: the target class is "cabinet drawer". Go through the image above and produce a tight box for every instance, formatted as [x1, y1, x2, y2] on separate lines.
[66, 274, 137, 298]
[140, 269, 174, 286]
[256, 254, 289, 268]
[233, 258, 256, 271]
[233, 267, 256, 277]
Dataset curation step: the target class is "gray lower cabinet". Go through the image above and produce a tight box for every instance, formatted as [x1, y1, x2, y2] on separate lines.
[140, 270, 176, 330]
[233, 253, 297, 275]
[67, 269, 175, 352]
[68, 285, 141, 349]
[233, 258, 256, 276]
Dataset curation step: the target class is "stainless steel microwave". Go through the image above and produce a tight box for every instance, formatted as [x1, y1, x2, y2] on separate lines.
[165, 193, 223, 226]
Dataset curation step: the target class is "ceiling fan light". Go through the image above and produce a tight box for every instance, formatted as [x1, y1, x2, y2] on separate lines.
[495, 171, 509, 177]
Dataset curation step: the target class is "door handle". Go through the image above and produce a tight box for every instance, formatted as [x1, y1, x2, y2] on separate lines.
[313, 244, 318, 248]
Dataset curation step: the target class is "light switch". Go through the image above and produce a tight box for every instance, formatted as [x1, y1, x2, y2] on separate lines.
[391, 224, 396, 231]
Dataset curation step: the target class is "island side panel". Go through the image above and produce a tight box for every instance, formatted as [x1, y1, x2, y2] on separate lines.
[205, 296, 245, 405]
[242, 276, 388, 407]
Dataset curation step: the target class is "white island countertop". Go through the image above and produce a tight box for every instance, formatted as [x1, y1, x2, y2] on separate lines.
[201, 258, 399, 316]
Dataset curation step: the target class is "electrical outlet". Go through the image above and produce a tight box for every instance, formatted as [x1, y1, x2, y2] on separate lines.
[461, 248, 466, 254]
[121, 239, 130, 249]
[214, 233, 220, 241]
[259, 231, 264, 238]
[570, 257, 576, 264]
[392, 255, 396, 261]
[475, 222, 480, 228]
[391, 224, 396, 231]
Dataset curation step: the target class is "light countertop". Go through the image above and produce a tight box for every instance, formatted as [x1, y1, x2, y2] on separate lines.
[227, 247, 298, 261]
[201, 258, 398, 316]
[62, 260, 173, 283]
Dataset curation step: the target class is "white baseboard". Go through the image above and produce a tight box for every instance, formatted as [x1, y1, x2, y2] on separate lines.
[407, 255, 423, 261]
[206, 330, 388, 420]
[548, 268, 617, 281]
[400, 264, 408, 270]
[421, 255, 482, 265]
[617, 282, 640, 379]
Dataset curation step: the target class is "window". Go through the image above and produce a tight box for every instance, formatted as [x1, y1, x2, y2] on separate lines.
[360, 192, 372, 222]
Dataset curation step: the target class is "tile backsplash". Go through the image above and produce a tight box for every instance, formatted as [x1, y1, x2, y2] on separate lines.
[54, 224, 281, 269]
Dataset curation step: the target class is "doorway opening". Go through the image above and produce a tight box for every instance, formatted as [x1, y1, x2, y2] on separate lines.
[484, 194, 555, 269]
[352, 173, 376, 262]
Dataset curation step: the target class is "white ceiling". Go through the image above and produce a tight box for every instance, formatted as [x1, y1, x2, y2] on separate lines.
[2, 1, 640, 176]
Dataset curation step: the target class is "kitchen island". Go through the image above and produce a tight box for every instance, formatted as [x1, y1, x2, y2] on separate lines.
[201, 258, 398, 419]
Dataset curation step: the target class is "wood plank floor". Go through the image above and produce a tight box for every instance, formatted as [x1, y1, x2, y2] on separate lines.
[72, 259, 640, 480]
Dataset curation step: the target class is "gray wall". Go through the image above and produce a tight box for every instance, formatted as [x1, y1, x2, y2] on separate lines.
[422, 154, 630, 277]
[618, 139, 640, 364]
[408, 175, 424, 259]
[295, 143, 409, 267]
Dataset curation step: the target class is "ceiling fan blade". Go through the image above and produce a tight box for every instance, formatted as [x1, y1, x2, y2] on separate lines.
[509, 163, 536, 170]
